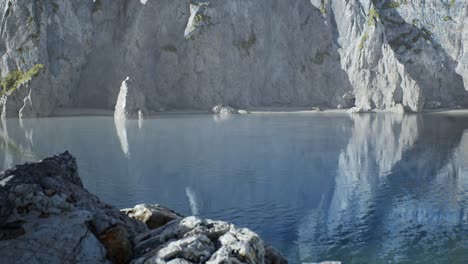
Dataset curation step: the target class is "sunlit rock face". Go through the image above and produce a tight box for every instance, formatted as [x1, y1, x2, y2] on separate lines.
[1, 0, 468, 115]
[297, 114, 468, 263]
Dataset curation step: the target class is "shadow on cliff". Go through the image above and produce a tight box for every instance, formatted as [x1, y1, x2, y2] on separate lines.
[375, 1, 468, 108]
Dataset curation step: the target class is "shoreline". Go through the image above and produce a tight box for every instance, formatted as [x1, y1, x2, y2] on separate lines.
[51, 107, 468, 118]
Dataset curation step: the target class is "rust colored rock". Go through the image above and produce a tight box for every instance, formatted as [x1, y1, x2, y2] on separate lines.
[99, 225, 133, 264]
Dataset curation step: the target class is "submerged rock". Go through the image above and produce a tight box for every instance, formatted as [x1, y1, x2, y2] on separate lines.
[0, 152, 288, 264]
[115, 77, 147, 119]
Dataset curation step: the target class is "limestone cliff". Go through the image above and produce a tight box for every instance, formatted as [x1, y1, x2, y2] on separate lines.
[0, 0, 467, 116]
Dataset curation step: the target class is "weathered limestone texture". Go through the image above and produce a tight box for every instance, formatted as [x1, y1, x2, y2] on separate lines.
[0, 0, 467, 115]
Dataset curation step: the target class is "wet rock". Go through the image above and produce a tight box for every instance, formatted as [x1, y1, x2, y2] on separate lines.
[122, 204, 183, 230]
[238, 109, 249, 115]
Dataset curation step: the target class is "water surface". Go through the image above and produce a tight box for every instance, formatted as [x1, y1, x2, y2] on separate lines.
[0, 113, 467, 263]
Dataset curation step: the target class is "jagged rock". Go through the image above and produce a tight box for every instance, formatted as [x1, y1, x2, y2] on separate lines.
[131, 216, 273, 264]
[0, 152, 147, 264]
[114, 77, 147, 119]
[265, 245, 289, 264]
[219, 106, 235, 115]
[184, 3, 212, 40]
[122, 204, 183, 230]
[0, 152, 288, 264]
[212, 104, 223, 114]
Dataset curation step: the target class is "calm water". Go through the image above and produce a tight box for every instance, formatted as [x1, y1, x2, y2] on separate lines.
[0, 113, 467, 263]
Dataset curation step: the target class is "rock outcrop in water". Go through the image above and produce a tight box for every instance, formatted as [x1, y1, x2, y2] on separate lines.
[114, 77, 147, 119]
[0, 0, 468, 116]
[0, 152, 288, 264]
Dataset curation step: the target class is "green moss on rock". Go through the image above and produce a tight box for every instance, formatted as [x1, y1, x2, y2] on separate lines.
[162, 44, 177, 53]
[359, 32, 369, 50]
[0, 64, 45, 96]
[368, 8, 380, 26]
[312, 50, 330, 65]
[234, 31, 257, 55]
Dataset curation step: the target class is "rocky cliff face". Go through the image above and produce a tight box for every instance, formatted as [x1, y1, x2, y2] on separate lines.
[0, 0, 467, 116]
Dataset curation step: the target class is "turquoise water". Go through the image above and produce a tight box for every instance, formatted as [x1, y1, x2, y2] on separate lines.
[0, 113, 467, 263]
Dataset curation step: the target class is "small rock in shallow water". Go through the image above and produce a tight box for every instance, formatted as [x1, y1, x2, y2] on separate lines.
[311, 107, 321, 112]
[238, 109, 249, 114]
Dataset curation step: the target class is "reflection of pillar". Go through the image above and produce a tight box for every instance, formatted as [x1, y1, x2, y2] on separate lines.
[114, 117, 130, 158]
[185, 186, 199, 215]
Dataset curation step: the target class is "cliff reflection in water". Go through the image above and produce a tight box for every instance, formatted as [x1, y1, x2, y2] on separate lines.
[0, 114, 466, 263]
[298, 114, 468, 263]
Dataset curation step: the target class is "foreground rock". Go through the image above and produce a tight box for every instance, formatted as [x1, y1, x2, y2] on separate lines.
[115, 77, 147, 119]
[122, 204, 183, 230]
[0, 152, 287, 264]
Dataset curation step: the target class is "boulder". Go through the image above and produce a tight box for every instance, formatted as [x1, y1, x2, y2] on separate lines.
[238, 109, 249, 115]
[0, 152, 147, 264]
[131, 216, 270, 264]
[122, 204, 183, 230]
[115, 77, 147, 119]
[219, 106, 235, 115]
[311, 107, 321, 112]
[212, 104, 223, 114]
[212, 104, 236, 115]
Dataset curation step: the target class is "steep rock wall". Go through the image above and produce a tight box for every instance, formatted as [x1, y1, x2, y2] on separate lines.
[0, 0, 467, 116]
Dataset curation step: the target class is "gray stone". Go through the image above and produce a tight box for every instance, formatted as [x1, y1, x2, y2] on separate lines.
[122, 204, 183, 230]
[132, 216, 274, 264]
[2, 1, 467, 115]
[115, 77, 147, 119]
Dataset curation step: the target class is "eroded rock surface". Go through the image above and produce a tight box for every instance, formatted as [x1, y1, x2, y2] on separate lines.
[1, 1, 468, 115]
[0, 152, 288, 264]
[115, 77, 147, 119]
